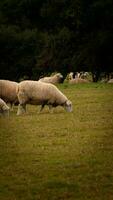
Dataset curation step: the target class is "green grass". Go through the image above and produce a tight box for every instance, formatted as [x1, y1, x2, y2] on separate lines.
[0, 83, 113, 200]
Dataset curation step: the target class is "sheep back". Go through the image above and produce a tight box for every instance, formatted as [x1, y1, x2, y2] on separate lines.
[17, 80, 68, 106]
[108, 79, 113, 83]
[39, 73, 63, 84]
[0, 80, 18, 104]
[69, 78, 89, 84]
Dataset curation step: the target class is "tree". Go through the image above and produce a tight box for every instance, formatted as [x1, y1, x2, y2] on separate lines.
[0, 0, 113, 81]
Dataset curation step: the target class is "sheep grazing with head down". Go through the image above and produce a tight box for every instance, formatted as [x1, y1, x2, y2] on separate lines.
[0, 80, 18, 109]
[39, 73, 63, 84]
[0, 98, 10, 117]
[17, 80, 72, 115]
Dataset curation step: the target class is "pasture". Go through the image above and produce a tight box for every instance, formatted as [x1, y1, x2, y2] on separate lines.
[0, 83, 113, 200]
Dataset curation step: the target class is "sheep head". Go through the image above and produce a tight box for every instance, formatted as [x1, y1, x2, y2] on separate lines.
[64, 100, 72, 112]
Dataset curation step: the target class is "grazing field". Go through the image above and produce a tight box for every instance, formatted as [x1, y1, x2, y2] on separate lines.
[0, 83, 113, 200]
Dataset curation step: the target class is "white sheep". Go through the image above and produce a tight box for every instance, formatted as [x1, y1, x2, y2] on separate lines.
[39, 73, 63, 84]
[17, 80, 72, 115]
[108, 79, 113, 83]
[67, 72, 81, 80]
[0, 98, 10, 117]
[0, 80, 18, 109]
[75, 72, 81, 78]
[68, 72, 74, 80]
[69, 77, 89, 84]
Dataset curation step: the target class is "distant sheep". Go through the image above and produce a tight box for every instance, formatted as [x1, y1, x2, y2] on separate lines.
[69, 77, 89, 84]
[75, 72, 81, 78]
[108, 79, 113, 83]
[80, 72, 89, 79]
[0, 80, 18, 109]
[39, 73, 63, 84]
[17, 80, 72, 115]
[0, 98, 10, 117]
[68, 72, 89, 80]
[68, 72, 74, 80]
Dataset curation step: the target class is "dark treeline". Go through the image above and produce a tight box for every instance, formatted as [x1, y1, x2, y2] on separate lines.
[0, 0, 113, 81]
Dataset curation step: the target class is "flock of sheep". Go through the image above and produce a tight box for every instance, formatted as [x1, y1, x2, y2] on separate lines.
[0, 73, 72, 117]
[0, 72, 113, 117]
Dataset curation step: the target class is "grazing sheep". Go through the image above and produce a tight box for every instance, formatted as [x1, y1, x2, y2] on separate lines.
[17, 80, 72, 115]
[0, 80, 18, 109]
[108, 79, 113, 83]
[79, 72, 89, 79]
[68, 72, 74, 80]
[75, 72, 81, 78]
[39, 73, 63, 84]
[0, 98, 10, 117]
[67, 72, 81, 80]
[69, 77, 89, 84]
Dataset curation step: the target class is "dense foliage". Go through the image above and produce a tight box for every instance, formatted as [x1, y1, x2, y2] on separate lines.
[0, 0, 113, 81]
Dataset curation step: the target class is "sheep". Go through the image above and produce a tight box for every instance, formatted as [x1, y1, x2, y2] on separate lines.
[0, 98, 10, 117]
[39, 73, 63, 84]
[67, 72, 81, 80]
[0, 80, 18, 110]
[69, 77, 89, 84]
[17, 80, 72, 115]
[79, 72, 89, 79]
[108, 79, 113, 83]
[75, 72, 81, 78]
[68, 72, 74, 80]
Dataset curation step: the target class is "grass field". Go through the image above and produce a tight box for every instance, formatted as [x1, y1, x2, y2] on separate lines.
[0, 83, 113, 200]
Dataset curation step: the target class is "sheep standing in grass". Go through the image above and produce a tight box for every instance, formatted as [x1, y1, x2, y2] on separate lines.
[0, 80, 18, 109]
[68, 72, 74, 80]
[0, 98, 10, 117]
[108, 79, 113, 83]
[17, 80, 72, 115]
[39, 73, 63, 84]
[69, 77, 89, 84]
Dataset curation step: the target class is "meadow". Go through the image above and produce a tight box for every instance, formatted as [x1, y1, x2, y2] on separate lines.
[0, 83, 113, 200]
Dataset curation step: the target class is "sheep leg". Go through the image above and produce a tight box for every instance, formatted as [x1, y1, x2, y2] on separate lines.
[38, 104, 45, 113]
[48, 105, 53, 113]
[9, 102, 14, 111]
[17, 104, 26, 115]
